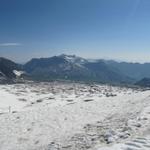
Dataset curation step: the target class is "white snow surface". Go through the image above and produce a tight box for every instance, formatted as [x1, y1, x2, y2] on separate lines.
[0, 82, 150, 150]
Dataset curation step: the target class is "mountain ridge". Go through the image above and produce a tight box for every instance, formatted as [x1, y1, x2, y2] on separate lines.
[1, 54, 150, 85]
[23, 54, 133, 84]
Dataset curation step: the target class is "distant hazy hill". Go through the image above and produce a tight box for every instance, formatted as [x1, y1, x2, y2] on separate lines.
[84, 60, 133, 83]
[103, 60, 150, 80]
[135, 78, 150, 87]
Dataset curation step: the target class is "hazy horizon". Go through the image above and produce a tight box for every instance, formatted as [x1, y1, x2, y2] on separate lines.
[2, 53, 150, 64]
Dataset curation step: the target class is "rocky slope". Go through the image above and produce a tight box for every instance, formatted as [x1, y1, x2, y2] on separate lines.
[0, 57, 23, 83]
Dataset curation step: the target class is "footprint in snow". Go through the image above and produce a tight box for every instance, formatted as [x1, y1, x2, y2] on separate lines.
[97, 137, 150, 150]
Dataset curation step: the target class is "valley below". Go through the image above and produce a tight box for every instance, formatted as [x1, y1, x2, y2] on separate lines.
[0, 82, 150, 150]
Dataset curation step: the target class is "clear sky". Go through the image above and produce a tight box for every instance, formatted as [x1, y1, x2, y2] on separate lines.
[0, 0, 150, 63]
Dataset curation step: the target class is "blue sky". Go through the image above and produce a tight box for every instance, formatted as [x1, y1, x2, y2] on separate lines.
[0, 0, 150, 63]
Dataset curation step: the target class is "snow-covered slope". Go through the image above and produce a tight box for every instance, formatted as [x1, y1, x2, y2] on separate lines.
[0, 82, 150, 150]
[59, 54, 88, 65]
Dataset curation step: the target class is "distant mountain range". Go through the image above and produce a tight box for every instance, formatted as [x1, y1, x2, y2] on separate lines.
[1, 54, 150, 86]
[23, 54, 132, 84]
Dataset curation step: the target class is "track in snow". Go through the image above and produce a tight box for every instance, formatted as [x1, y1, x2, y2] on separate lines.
[98, 137, 150, 150]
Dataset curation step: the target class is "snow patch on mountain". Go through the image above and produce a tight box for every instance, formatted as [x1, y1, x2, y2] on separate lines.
[13, 70, 24, 77]
[60, 54, 87, 65]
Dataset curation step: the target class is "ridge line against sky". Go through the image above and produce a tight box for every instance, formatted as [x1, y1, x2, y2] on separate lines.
[2, 54, 150, 65]
[0, 0, 150, 63]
